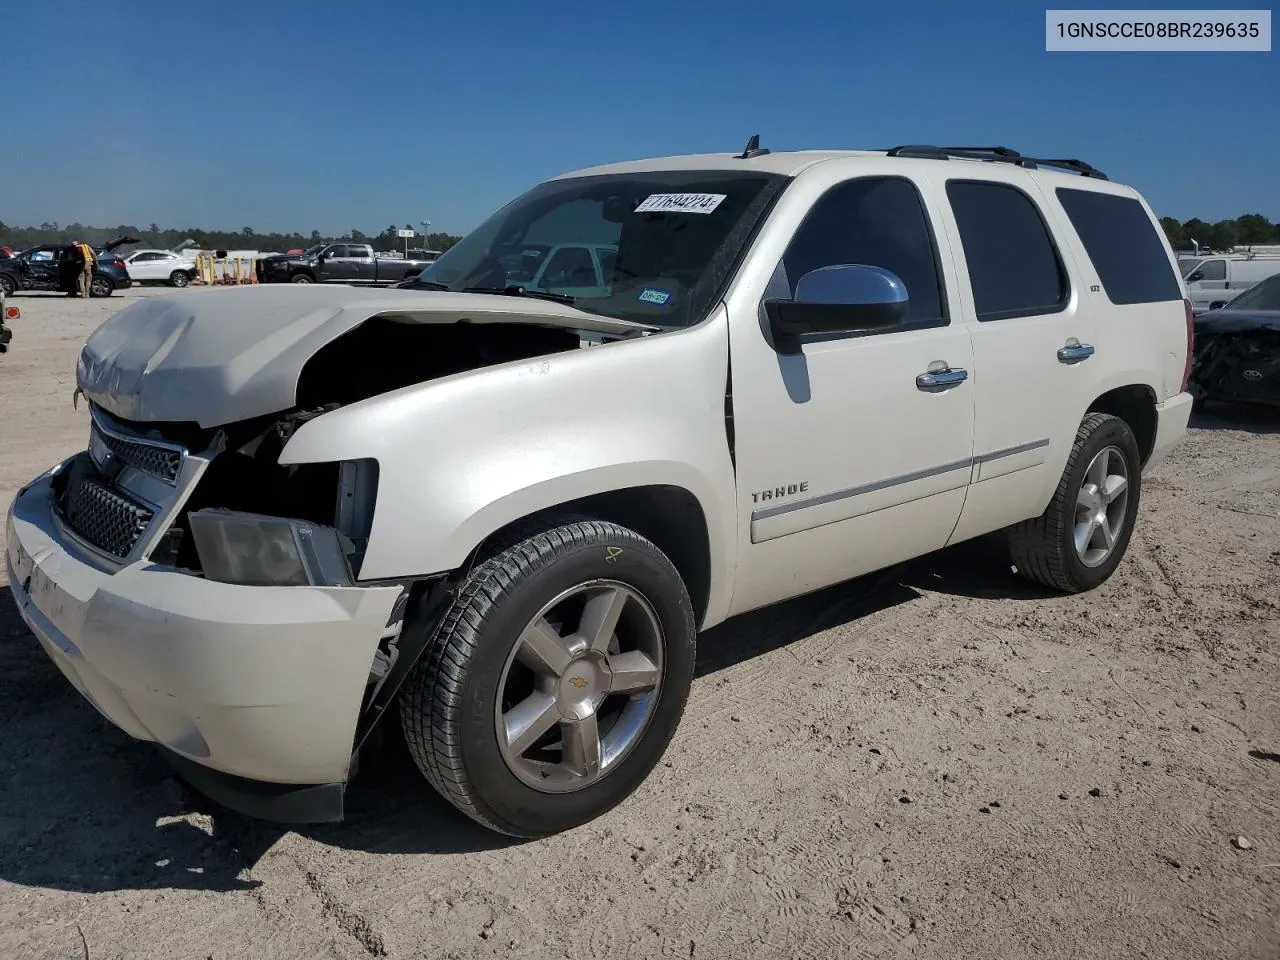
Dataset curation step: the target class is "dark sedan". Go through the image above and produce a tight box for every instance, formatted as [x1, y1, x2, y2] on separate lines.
[1189, 272, 1280, 410]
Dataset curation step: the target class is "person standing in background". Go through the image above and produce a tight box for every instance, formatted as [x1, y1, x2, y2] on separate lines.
[75, 241, 95, 298]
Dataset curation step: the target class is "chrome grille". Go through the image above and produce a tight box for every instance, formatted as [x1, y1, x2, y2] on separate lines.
[63, 474, 154, 559]
[90, 411, 185, 484]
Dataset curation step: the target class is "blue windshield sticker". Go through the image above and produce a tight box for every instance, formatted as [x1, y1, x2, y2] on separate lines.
[637, 288, 673, 306]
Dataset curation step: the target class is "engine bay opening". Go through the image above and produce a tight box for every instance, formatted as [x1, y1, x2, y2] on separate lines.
[295, 316, 582, 409]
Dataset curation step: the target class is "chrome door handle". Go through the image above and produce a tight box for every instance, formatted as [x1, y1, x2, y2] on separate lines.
[1057, 342, 1095, 364]
[916, 367, 968, 391]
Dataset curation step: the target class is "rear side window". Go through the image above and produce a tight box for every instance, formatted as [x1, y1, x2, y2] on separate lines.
[1055, 188, 1182, 304]
[946, 180, 1068, 322]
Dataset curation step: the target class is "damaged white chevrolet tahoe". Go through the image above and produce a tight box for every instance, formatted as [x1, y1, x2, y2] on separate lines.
[6, 142, 1195, 837]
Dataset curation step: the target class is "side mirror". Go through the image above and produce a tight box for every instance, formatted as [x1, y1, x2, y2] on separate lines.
[764, 264, 908, 345]
[1208, 300, 1227, 311]
[1186, 270, 1204, 283]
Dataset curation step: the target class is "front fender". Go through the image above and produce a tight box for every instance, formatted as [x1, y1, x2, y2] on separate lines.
[278, 306, 738, 624]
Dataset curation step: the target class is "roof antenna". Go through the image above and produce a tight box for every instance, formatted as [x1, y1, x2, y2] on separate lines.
[738, 133, 770, 159]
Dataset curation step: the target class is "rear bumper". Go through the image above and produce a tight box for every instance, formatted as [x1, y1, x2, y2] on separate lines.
[6, 469, 403, 817]
[1147, 391, 1194, 470]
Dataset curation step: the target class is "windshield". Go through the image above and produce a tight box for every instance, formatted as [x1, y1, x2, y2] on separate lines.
[1178, 258, 1202, 278]
[302, 245, 324, 257]
[1223, 273, 1280, 311]
[413, 170, 786, 327]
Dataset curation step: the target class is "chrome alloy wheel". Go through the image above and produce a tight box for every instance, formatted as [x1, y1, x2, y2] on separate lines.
[495, 580, 664, 793]
[1074, 444, 1130, 568]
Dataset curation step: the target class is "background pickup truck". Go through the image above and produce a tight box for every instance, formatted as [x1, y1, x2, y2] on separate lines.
[256, 243, 430, 286]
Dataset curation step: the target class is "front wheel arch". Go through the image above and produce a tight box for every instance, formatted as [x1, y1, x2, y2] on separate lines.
[473, 485, 713, 630]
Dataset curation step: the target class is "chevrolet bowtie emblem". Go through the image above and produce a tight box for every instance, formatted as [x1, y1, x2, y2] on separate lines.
[568, 677, 588, 689]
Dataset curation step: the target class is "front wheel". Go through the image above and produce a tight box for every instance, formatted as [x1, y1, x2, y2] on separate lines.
[0, 274, 15, 298]
[168, 270, 190, 288]
[290, 272, 314, 284]
[399, 519, 696, 837]
[1008, 412, 1142, 593]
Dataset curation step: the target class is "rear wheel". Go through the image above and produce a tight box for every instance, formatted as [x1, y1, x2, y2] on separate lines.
[89, 276, 113, 298]
[399, 518, 696, 837]
[1008, 412, 1142, 593]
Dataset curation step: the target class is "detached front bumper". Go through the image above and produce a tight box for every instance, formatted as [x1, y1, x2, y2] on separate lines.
[5, 470, 402, 822]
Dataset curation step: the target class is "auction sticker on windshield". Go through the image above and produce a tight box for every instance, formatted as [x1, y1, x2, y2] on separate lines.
[634, 193, 727, 214]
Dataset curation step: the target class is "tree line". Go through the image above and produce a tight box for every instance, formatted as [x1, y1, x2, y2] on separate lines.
[1158, 213, 1279, 252]
[4, 212, 1278, 259]
[0, 222, 463, 255]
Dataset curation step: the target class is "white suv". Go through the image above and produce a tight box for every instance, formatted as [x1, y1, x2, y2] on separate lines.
[6, 141, 1195, 837]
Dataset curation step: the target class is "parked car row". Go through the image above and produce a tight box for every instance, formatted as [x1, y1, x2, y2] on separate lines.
[0, 237, 199, 298]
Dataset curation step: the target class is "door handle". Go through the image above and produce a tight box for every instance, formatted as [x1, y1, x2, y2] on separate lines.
[916, 367, 968, 392]
[1057, 341, 1095, 364]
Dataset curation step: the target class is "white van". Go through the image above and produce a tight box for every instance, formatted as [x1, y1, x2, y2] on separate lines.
[1181, 254, 1280, 314]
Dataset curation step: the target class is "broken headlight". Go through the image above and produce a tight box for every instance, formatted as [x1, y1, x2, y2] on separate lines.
[187, 509, 351, 587]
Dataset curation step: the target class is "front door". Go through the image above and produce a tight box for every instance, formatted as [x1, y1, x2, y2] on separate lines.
[1186, 257, 1227, 313]
[320, 244, 360, 282]
[725, 165, 977, 616]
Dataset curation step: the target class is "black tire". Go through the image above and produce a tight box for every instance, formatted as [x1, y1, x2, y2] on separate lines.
[1008, 412, 1142, 594]
[291, 272, 314, 284]
[399, 518, 696, 837]
[168, 270, 190, 288]
[89, 276, 113, 298]
[0, 274, 15, 298]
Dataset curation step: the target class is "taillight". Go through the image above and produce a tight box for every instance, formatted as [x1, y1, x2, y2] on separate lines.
[1180, 298, 1195, 392]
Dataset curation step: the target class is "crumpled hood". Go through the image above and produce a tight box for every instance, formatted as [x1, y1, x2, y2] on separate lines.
[76, 285, 651, 427]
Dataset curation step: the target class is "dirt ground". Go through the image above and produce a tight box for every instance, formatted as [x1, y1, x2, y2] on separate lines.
[1, 287, 1277, 960]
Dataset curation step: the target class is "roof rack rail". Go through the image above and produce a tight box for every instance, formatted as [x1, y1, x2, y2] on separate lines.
[885, 144, 1108, 180]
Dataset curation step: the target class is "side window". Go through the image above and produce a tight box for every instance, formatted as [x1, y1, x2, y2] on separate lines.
[326, 245, 348, 258]
[1055, 188, 1183, 304]
[542, 246, 597, 287]
[946, 180, 1068, 322]
[780, 176, 947, 327]
[597, 248, 617, 282]
[1198, 259, 1226, 282]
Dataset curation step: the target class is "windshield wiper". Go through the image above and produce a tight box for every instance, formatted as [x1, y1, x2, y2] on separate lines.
[410, 278, 450, 290]
[463, 284, 575, 305]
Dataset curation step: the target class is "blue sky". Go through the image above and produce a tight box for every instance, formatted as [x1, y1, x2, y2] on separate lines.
[2, 0, 1275, 235]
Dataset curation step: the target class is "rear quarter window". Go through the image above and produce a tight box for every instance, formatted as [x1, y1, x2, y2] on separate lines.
[1055, 188, 1182, 305]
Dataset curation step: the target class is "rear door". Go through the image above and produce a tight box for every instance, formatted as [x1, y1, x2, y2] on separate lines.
[935, 169, 1099, 545]
[347, 244, 378, 282]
